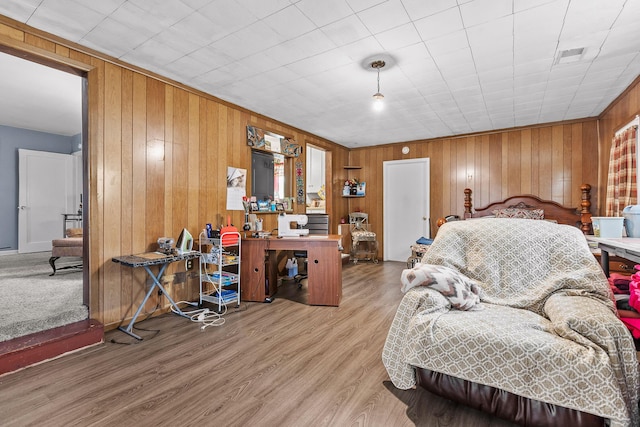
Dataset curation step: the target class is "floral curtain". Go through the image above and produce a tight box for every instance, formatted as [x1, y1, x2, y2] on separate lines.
[606, 126, 637, 216]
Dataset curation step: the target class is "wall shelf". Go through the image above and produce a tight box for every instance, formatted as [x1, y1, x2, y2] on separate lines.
[342, 195, 364, 198]
[344, 166, 362, 170]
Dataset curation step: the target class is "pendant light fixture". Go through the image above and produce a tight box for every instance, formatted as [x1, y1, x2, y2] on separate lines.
[371, 60, 385, 111]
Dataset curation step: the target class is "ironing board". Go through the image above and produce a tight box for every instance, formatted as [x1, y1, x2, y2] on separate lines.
[112, 251, 200, 340]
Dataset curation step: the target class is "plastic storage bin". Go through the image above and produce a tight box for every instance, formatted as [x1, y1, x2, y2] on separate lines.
[592, 217, 624, 238]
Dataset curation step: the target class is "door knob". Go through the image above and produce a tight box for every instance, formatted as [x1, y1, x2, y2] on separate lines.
[17, 205, 26, 210]
[423, 216, 427, 220]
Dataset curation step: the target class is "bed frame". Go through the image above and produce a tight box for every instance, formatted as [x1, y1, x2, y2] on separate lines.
[461, 183, 593, 234]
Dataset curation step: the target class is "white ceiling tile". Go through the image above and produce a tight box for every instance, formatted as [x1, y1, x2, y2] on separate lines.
[120, 38, 185, 68]
[375, 23, 421, 51]
[150, 27, 202, 55]
[424, 30, 468, 57]
[168, 12, 229, 47]
[357, 0, 411, 34]
[228, 21, 286, 57]
[28, 1, 106, 41]
[285, 49, 353, 77]
[2, 0, 640, 147]
[108, 2, 166, 40]
[80, 17, 148, 58]
[198, 0, 258, 35]
[186, 44, 236, 69]
[0, 0, 40, 22]
[127, 0, 196, 27]
[295, 0, 353, 27]
[514, 59, 552, 77]
[345, 0, 387, 13]
[164, 55, 211, 80]
[321, 14, 372, 46]
[459, 0, 511, 28]
[400, 0, 457, 20]
[234, 0, 292, 19]
[414, 6, 463, 41]
[337, 36, 384, 62]
[80, 0, 126, 15]
[466, 15, 513, 56]
[262, 4, 317, 39]
[561, 0, 624, 39]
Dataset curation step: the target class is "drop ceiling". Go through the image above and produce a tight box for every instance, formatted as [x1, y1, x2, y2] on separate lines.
[0, 0, 639, 147]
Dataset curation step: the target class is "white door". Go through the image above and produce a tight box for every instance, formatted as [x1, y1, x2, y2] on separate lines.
[18, 149, 75, 253]
[383, 158, 430, 261]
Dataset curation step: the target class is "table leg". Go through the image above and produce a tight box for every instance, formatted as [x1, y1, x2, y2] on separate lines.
[600, 249, 610, 277]
[118, 263, 189, 340]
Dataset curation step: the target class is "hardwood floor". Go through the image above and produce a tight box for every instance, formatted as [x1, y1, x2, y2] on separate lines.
[0, 261, 515, 427]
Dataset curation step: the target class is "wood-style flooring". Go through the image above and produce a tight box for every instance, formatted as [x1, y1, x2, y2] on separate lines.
[0, 261, 515, 427]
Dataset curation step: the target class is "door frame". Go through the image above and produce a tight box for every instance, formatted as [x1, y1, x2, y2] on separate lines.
[383, 158, 430, 261]
[1, 44, 90, 307]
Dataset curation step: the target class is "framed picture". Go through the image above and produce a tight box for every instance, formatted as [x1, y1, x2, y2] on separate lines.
[356, 182, 366, 196]
[276, 203, 285, 212]
[250, 202, 259, 212]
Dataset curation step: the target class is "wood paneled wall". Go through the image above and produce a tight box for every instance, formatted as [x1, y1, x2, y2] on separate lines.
[0, 18, 348, 329]
[598, 75, 640, 206]
[349, 120, 601, 255]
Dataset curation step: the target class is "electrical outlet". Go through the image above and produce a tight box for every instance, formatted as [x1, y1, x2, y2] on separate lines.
[186, 259, 193, 270]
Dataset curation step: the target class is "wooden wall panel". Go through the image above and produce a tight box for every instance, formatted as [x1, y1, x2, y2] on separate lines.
[598, 76, 640, 213]
[350, 120, 601, 254]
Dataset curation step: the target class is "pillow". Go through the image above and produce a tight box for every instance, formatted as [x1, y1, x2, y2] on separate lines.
[492, 207, 544, 220]
[400, 264, 482, 310]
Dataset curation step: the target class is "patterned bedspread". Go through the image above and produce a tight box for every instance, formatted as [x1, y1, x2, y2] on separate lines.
[382, 218, 640, 427]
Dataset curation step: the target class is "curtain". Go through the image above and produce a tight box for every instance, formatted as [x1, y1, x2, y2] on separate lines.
[606, 127, 637, 216]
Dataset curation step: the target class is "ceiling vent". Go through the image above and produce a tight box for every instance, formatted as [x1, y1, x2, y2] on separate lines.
[555, 47, 585, 65]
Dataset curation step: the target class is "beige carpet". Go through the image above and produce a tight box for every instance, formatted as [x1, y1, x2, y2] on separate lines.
[0, 251, 87, 342]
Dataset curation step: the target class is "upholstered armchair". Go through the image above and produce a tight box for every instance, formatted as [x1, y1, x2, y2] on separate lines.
[383, 218, 639, 427]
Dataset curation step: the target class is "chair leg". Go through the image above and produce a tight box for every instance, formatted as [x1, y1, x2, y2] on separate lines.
[49, 256, 60, 276]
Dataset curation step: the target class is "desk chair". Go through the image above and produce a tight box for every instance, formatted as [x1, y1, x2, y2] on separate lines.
[349, 212, 378, 264]
[294, 214, 329, 287]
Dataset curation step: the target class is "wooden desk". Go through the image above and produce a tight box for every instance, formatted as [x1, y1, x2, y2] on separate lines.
[586, 236, 640, 276]
[241, 235, 342, 306]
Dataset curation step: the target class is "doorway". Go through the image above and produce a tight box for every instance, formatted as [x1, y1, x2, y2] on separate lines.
[0, 50, 87, 342]
[383, 158, 430, 261]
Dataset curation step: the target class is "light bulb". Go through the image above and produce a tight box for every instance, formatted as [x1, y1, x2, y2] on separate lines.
[373, 92, 384, 111]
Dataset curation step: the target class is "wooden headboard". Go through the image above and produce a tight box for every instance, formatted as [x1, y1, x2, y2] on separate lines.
[459, 184, 592, 234]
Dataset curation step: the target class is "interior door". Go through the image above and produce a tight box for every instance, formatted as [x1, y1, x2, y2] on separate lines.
[18, 149, 74, 253]
[383, 158, 430, 261]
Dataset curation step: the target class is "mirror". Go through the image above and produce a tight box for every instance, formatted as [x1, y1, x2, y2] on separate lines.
[251, 150, 285, 201]
[306, 145, 326, 213]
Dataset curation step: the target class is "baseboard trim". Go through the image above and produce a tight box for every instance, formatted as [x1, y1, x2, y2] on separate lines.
[0, 318, 103, 375]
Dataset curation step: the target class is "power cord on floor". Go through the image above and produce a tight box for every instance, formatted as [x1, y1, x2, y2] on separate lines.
[171, 301, 226, 330]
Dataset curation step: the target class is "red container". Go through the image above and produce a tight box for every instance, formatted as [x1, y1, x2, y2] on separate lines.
[221, 216, 239, 246]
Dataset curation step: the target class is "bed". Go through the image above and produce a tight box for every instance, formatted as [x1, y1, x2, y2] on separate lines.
[384, 184, 640, 427]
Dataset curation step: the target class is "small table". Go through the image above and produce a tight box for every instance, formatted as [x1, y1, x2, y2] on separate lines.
[586, 236, 640, 276]
[112, 251, 200, 340]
